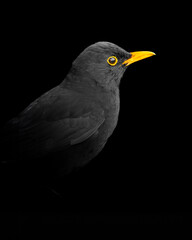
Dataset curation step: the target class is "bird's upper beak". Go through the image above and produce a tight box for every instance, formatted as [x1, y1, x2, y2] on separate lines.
[122, 51, 156, 66]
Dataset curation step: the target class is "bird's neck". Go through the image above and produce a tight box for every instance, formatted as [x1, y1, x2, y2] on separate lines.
[60, 66, 119, 96]
[61, 68, 120, 128]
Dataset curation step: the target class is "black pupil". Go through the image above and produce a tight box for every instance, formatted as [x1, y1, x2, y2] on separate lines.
[109, 57, 116, 64]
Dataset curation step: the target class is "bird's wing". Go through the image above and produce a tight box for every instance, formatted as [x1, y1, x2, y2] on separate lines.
[2, 86, 105, 159]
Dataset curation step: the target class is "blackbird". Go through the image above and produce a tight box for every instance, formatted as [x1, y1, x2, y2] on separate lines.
[1, 42, 155, 175]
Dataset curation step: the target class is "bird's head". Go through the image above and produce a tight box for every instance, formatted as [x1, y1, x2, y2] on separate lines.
[66, 42, 155, 91]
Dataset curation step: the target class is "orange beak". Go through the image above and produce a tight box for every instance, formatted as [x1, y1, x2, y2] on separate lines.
[122, 51, 156, 66]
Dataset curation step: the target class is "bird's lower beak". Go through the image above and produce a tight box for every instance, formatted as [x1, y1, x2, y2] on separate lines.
[123, 51, 156, 66]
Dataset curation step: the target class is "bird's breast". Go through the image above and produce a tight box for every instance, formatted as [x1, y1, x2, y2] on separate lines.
[99, 89, 120, 138]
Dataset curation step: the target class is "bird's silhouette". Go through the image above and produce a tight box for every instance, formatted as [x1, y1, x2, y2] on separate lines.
[1, 42, 155, 178]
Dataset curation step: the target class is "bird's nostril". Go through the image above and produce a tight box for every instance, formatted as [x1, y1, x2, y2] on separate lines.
[128, 53, 132, 59]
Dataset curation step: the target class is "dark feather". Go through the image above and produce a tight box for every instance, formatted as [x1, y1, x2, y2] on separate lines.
[1, 86, 105, 160]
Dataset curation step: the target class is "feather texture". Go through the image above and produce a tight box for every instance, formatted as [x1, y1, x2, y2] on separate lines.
[1, 86, 105, 160]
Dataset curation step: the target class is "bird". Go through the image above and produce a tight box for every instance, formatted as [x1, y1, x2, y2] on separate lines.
[1, 42, 155, 177]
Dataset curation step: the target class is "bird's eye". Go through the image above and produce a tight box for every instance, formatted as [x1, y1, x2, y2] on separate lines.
[107, 56, 118, 66]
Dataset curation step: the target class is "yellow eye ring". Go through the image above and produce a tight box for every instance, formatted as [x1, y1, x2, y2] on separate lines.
[107, 56, 118, 66]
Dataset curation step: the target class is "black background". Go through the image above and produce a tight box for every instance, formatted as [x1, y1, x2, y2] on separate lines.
[0, 2, 190, 228]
